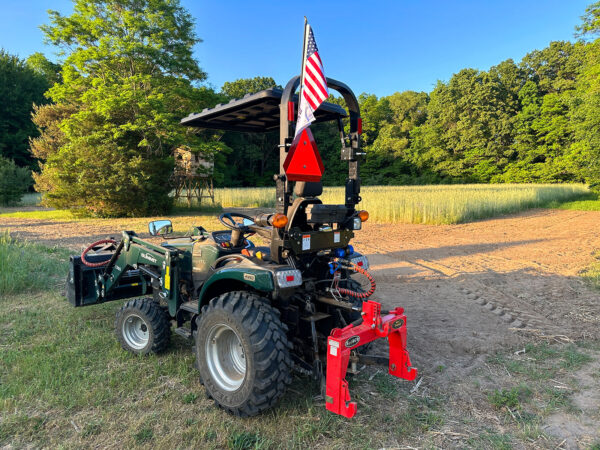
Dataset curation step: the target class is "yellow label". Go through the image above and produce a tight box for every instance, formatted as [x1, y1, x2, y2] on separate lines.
[131, 283, 139, 287]
[164, 266, 171, 291]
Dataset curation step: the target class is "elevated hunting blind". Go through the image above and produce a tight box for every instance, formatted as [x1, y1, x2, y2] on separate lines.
[171, 147, 215, 207]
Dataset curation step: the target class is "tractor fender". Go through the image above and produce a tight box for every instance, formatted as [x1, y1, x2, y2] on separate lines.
[197, 267, 274, 308]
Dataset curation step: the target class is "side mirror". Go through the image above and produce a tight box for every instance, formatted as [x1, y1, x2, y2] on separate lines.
[148, 220, 173, 236]
[242, 218, 255, 227]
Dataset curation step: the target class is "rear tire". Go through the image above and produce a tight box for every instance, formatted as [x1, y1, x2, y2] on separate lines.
[195, 291, 292, 417]
[115, 298, 171, 355]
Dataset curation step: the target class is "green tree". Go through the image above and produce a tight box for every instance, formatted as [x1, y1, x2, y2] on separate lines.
[34, 0, 215, 217]
[0, 156, 32, 206]
[569, 39, 600, 187]
[576, 1, 600, 40]
[520, 41, 583, 94]
[411, 64, 521, 182]
[0, 50, 49, 168]
[364, 91, 428, 184]
[221, 76, 279, 98]
[26, 52, 62, 85]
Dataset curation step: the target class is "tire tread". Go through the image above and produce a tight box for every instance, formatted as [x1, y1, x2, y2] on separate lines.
[115, 298, 171, 354]
[196, 291, 292, 417]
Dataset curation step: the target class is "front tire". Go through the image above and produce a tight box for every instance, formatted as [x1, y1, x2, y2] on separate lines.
[195, 291, 292, 417]
[115, 298, 171, 355]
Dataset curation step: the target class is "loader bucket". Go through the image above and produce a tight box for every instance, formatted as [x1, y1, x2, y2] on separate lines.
[67, 254, 149, 307]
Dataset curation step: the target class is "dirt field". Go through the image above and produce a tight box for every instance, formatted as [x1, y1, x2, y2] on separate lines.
[2, 208, 600, 448]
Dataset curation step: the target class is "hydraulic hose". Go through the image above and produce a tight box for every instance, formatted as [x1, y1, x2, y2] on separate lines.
[337, 262, 376, 299]
[81, 239, 117, 267]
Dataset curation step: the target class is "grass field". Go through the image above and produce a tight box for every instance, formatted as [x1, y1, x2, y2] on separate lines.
[7, 184, 591, 225]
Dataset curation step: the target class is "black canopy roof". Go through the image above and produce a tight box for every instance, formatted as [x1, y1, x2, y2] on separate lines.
[180, 88, 347, 133]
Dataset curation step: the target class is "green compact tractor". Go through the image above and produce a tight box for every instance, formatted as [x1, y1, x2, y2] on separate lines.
[67, 75, 417, 418]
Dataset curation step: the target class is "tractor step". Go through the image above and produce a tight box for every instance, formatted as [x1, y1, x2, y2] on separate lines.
[174, 327, 193, 340]
[180, 301, 199, 314]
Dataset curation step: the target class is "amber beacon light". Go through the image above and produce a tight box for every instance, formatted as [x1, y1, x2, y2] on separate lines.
[271, 213, 289, 228]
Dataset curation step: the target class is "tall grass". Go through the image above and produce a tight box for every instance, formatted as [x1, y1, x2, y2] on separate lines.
[201, 183, 589, 224]
[7, 184, 590, 224]
[214, 187, 276, 208]
[0, 231, 70, 295]
[341, 184, 589, 224]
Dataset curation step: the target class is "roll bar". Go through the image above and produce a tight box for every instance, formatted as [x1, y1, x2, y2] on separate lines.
[276, 76, 363, 214]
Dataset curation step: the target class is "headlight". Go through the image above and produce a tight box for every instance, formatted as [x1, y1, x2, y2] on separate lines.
[275, 269, 302, 288]
[349, 255, 369, 270]
[352, 217, 362, 230]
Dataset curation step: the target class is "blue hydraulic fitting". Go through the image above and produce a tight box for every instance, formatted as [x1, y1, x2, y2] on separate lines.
[328, 260, 342, 275]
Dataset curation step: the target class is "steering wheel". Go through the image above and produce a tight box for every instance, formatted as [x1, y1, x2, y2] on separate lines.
[218, 212, 256, 246]
[218, 212, 254, 230]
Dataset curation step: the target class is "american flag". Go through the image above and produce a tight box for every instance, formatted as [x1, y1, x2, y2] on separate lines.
[295, 24, 328, 137]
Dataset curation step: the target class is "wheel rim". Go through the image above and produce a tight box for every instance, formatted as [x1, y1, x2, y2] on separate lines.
[122, 314, 149, 350]
[205, 323, 246, 391]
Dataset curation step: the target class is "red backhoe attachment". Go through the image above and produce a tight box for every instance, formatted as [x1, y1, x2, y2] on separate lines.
[325, 300, 417, 418]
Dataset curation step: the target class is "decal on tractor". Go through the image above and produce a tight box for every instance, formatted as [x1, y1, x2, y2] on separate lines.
[140, 252, 157, 264]
[392, 318, 404, 329]
[345, 336, 360, 348]
[302, 234, 311, 250]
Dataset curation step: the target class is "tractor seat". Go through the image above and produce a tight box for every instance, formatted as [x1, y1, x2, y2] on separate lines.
[294, 181, 323, 198]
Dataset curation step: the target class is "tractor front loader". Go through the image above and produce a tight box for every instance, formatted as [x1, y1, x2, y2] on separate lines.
[66, 75, 417, 418]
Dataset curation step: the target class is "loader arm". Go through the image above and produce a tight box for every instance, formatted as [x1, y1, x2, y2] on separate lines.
[99, 231, 182, 316]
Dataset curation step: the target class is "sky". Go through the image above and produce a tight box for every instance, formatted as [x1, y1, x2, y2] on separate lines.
[0, 0, 591, 97]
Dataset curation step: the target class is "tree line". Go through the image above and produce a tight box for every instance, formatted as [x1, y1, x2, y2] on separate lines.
[0, 0, 599, 215]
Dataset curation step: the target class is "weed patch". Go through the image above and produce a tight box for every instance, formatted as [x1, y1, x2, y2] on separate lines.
[0, 231, 70, 295]
[133, 426, 154, 444]
[228, 430, 269, 449]
[546, 192, 600, 211]
[581, 251, 600, 290]
[488, 386, 532, 410]
[468, 431, 513, 449]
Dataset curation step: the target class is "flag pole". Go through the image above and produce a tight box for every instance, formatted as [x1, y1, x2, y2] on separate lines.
[298, 17, 309, 120]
